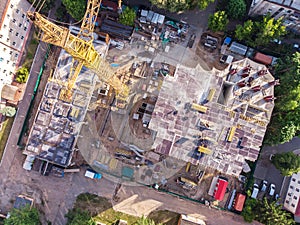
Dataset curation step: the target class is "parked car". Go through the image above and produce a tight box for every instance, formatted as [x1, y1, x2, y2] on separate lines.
[251, 184, 259, 199]
[269, 184, 276, 196]
[261, 180, 268, 192]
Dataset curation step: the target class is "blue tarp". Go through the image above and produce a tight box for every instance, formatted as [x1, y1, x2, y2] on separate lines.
[224, 37, 232, 45]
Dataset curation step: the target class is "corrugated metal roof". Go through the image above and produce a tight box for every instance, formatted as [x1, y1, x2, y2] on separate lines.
[229, 42, 248, 56]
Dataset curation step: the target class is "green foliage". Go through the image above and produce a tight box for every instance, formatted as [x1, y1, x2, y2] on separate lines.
[235, 20, 254, 43]
[271, 152, 300, 176]
[254, 14, 286, 46]
[16, 67, 29, 83]
[241, 198, 258, 223]
[242, 197, 295, 224]
[150, 0, 215, 12]
[65, 209, 96, 225]
[226, 0, 246, 20]
[265, 52, 300, 145]
[135, 216, 163, 225]
[27, 0, 54, 14]
[119, 7, 136, 26]
[0, 107, 16, 117]
[234, 15, 286, 47]
[208, 11, 228, 32]
[61, 0, 86, 21]
[258, 198, 295, 225]
[4, 206, 41, 225]
[197, 0, 215, 10]
[55, 6, 68, 21]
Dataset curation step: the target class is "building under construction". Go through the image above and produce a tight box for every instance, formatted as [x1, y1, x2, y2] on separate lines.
[149, 58, 276, 176]
[23, 26, 110, 168]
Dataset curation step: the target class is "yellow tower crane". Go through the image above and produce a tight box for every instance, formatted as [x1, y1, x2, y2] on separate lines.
[27, 0, 129, 102]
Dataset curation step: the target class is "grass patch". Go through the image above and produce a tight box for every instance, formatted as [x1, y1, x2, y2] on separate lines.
[148, 210, 180, 225]
[71, 193, 180, 225]
[95, 208, 139, 224]
[0, 117, 15, 160]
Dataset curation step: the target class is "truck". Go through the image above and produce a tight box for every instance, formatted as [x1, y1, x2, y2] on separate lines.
[84, 169, 102, 180]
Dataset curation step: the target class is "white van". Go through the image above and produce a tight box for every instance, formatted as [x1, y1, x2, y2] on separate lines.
[251, 184, 259, 199]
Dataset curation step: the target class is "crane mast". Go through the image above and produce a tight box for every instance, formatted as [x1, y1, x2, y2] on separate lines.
[27, 8, 129, 101]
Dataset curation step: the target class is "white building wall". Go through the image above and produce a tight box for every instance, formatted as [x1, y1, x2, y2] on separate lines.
[0, 0, 32, 88]
[284, 173, 300, 214]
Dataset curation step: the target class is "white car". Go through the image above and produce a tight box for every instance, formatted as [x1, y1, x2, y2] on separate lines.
[251, 184, 259, 199]
[269, 184, 276, 196]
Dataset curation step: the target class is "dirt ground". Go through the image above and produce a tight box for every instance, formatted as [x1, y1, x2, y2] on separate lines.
[196, 32, 228, 71]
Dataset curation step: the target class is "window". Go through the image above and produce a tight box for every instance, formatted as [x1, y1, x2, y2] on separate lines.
[292, 178, 296, 182]
[12, 19, 16, 23]
[21, 36, 24, 40]
[286, 200, 290, 204]
[288, 193, 292, 197]
[298, 181, 300, 184]
[7, 14, 10, 18]
[22, 14, 25, 18]
[3, 48, 6, 52]
[9, 28, 13, 33]
[18, 23, 22, 27]
[10, 4, 13, 8]
[0, 57, 3, 62]
[3, 70, 6, 73]
[290, 185, 294, 189]
[296, 188, 300, 192]
[4, 24, 7, 28]
[12, 41, 16, 46]
[294, 196, 298, 200]
[16, 32, 19, 37]
[10, 71, 13, 75]
[12, 63, 15, 67]
[292, 203, 296, 207]
[6, 60, 9, 64]
[9, 51, 12, 55]
[16, 9, 19, 14]
[24, 27, 27, 31]
[15, 53, 18, 57]
[0, 34, 2, 39]
[6, 38, 9, 42]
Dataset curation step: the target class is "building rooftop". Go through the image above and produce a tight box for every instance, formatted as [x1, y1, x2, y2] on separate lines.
[149, 59, 275, 176]
[269, 0, 300, 11]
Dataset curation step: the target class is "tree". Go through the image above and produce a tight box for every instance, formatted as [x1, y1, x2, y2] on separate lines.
[4, 206, 41, 225]
[135, 216, 163, 225]
[271, 152, 300, 176]
[61, 0, 86, 21]
[258, 198, 295, 225]
[208, 11, 228, 32]
[226, 0, 246, 20]
[198, 0, 215, 10]
[254, 14, 286, 46]
[241, 197, 258, 223]
[65, 209, 95, 225]
[0, 106, 16, 117]
[27, 0, 55, 14]
[235, 20, 254, 43]
[265, 52, 300, 145]
[119, 7, 136, 26]
[150, 0, 215, 12]
[16, 67, 29, 83]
